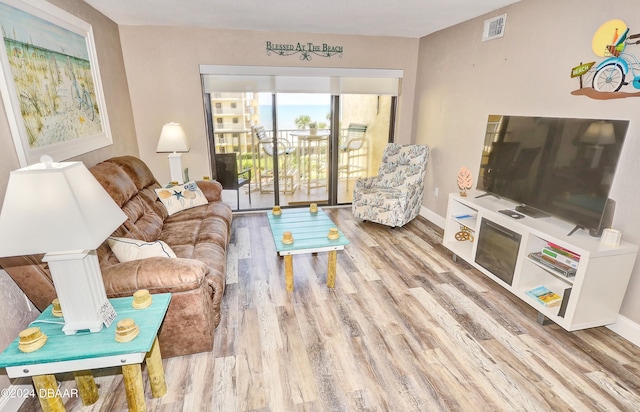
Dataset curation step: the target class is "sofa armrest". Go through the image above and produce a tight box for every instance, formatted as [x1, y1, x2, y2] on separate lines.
[196, 180, 223, 202]
[101, 257, 209, 296]
[0, 255, 56, 311]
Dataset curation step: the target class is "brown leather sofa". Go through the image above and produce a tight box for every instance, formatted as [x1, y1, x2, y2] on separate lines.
[0, 156, 232, 358]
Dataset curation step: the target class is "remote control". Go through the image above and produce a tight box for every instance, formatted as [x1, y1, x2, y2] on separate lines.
[499, 209, 525, 219]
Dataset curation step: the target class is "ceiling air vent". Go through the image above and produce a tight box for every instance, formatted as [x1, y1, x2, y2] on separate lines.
[482, 13, 507, 41]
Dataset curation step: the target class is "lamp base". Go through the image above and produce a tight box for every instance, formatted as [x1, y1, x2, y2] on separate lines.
[43, 250, 115, 335]
[167, 153, 184, 184]
[590, 145, 604, 169]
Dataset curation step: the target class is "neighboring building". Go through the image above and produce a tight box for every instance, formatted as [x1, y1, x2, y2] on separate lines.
[211, 92, 258, 155]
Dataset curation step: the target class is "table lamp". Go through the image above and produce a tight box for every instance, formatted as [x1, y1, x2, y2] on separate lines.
[156, 122, 190, 183]
[581, 121, 615, 168]
[0, 156, 127, 334]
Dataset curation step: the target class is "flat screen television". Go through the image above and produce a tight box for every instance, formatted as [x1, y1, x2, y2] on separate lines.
[477, 115, 629, 236]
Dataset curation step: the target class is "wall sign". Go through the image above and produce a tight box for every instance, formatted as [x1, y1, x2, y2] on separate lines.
[266, 41, 343, 60]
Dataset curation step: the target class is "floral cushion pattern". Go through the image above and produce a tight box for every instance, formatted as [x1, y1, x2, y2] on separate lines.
[352, 143, 429, 227]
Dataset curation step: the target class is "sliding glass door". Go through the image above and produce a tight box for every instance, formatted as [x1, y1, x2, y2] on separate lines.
[274, 93, 332, 205]
[201, 66, 401, 211]
[204, 91, 260, 210]
[336, 94, 395, 204]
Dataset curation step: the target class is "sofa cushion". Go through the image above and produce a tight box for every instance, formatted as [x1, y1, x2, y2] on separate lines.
[162, 217, 229, 256]
[106, 156, 158, 190]
[156, 182, 208, 216]
[107, 237, 177, 262]
[101, 257, 209, 295]
[91, 161, 164, 242]
[119, 194, 165, 241]
[106, 156, 169, 220]
[90, 162, 138, 207]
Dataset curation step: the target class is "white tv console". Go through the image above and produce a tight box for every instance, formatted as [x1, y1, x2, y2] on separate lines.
[443, 192, 639, 331]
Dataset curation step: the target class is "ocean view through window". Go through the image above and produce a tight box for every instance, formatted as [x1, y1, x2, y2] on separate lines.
[259, 93, 331, 131]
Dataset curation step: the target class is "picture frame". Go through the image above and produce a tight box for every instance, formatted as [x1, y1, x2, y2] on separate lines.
[0, 0, 111, 166]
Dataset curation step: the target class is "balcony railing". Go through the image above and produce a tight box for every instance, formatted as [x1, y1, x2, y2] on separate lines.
[214, 108, 250, 115]
[214, 122, 251, 130]
[213, 127, 368, 210]
[214, 128, 359, 150]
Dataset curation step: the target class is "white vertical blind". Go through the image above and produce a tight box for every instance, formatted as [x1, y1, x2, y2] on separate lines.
[200, 65, 402, 95]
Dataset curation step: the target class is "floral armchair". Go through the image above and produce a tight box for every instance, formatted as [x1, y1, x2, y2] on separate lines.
[352, 143, 429, 227]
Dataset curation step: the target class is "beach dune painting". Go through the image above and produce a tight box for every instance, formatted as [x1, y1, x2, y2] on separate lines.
[0, 0, 111, 165]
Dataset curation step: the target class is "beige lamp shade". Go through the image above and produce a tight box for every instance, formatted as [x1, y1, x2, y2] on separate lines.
[581, 121, 616, 145]
[0, 156, 127, 257]
[156, 122, 190, 153]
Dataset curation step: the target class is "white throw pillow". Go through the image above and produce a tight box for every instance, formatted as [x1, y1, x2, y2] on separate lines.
[107, 237, 177, 262]
[155, 181, 207, 216]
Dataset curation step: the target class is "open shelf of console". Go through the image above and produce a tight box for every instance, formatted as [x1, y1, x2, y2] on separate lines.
[443, 192, 638, 331]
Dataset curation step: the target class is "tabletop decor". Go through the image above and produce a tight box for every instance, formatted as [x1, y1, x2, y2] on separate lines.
[132, 289, 153, 309]
[0, 0, 112, 166]
[457, 166, 473, 196]
[51, 298, 63, 317]
[18, 327, 47, 353]
[282, 231, 294, 245]
[115, 318, 140, 343]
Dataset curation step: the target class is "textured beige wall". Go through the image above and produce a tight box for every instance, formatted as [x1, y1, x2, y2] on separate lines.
[118, 26, 419, 185]
[0, 0, 137, 391]
[414, 0, 640, 323]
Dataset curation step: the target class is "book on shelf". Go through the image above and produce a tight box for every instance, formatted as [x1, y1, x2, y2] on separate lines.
[541, 246, 579, 269]
[528, 252, 577, 278]
[526, 285, 562, 307]
[545, 242, 581, 260]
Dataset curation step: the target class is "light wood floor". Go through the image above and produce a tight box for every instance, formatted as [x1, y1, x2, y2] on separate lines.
[19, 207, 640, 411]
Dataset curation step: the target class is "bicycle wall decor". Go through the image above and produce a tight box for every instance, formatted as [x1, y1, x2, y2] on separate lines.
[0, 0, 112, 166]
[571, 18, 640, 100]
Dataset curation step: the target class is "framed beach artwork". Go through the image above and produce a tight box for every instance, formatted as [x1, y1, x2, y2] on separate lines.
[0, 0, 111, 166]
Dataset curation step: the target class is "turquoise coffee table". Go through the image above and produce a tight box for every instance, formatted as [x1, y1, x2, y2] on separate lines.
[267, 207, 349, 291]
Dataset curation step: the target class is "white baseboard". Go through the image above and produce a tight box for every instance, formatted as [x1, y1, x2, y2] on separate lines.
[607, 315, 640, 347]
[420, 205, 444, 228]
[0, 381, 31, 412]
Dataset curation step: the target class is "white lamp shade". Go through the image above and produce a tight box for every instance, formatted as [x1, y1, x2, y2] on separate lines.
[156, 122, 190, 153]
[0, 159, 127, 256]
[581, 121, 616, 145]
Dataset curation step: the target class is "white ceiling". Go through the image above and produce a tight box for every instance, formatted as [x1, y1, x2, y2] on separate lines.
[82, 0, 521, 38]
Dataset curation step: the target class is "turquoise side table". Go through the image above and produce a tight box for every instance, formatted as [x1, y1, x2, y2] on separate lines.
[0, 293, 171, 412]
